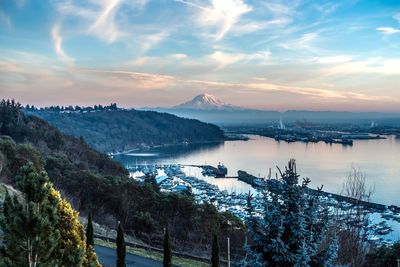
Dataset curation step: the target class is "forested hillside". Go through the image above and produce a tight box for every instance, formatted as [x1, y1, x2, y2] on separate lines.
[0, 100, 244, 257]
[26, 106, 225, 152]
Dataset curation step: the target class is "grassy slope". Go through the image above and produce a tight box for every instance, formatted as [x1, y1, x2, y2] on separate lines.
[94, 238, 208, 267]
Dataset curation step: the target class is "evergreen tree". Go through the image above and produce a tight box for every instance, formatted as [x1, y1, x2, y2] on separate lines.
[51, 189, 85, 266]
[0, 162, 60, 267]
[163, 226, 172, 267]
[50, 189, 101, 267]
[84, 211, 100, 266]
[85, 245, 101, 267]
[211, 233, 220, 267]
[116, 221, 126, 267]
[244, 159, 337, 266]
[86, 211, 94, 248]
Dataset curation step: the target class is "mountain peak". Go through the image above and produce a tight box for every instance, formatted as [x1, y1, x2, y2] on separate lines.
[174, 93, 235, 110]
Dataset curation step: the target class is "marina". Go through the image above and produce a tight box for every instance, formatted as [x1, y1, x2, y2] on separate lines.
[114, 134, 400, 207]
[113, 134, 400, 246]
[127, 163, 400, 245]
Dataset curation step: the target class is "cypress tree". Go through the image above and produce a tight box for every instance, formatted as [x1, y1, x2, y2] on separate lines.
[163, 226, 172, 267]
[116, 221, 126, 267]
[211, 233, 220, 267]
[86, 211, 94, 248]
[85, 211, 100, 266]
[0, 162, 60, 267]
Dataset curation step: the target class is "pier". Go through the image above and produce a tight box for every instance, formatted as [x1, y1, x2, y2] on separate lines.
[237, 170, 400, 213]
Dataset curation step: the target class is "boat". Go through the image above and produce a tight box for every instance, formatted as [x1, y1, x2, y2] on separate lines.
[201, 163, 228, 177]
[216, 162, 228, 177]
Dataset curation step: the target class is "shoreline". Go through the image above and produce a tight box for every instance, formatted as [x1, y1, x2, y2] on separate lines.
[107, 136, 248, 156]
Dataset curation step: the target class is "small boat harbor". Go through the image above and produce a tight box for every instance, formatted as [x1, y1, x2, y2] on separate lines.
[126, 163, 400, 245]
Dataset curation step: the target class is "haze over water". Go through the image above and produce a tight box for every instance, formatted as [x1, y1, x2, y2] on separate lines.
[116, 135, 400, 206]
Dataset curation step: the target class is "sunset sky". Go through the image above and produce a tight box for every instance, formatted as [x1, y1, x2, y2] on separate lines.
[1, 0, 400, 111]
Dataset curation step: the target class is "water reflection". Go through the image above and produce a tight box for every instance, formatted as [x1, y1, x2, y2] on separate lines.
[114, 135, 400, 206]
[115, 141, 223, 165]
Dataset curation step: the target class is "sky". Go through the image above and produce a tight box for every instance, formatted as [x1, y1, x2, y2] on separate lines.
[1, 0, 400, 111]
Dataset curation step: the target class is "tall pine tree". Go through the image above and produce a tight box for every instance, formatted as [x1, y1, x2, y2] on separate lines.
[0, 162, 60, 267]
[211, 233, 220, 267]
[116, 221, 126, 267]
[86, 211, 94, 248]
[244, 159, 337, 266]
[163, 226, 172, 267]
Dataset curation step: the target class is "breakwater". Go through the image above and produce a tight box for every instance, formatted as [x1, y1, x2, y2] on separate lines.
[237, 170, 400, 213]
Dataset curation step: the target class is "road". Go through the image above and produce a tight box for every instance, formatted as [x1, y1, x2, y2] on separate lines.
[95, 244, 163, 267]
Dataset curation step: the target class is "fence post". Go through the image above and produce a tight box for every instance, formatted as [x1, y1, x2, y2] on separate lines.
[227, 237, 230, 267]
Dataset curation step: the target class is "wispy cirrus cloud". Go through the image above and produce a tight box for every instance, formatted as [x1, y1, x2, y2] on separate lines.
[80, 68, 177, 89]
[139, 30, 171, 54]
[323, 57, 400, 76]
[88, 0, 125, 43]
[51, 23, 75, 65]
[280, 32, 320, 51]
[127, 49, 270, 70]
[55, 0, 126, 43]
[376, 27, 400, 35]
[311, 55, 353, 64]
[50, 0, 170, 63]
[176, 0, 252, 40]
[2, 51, 400, 111]
[0, 10, 12, 30]
[393, 13, 400, 23]
[231, 18, 292, 35]
[183, 77, 396, 104]
[207, 50, 270, 68]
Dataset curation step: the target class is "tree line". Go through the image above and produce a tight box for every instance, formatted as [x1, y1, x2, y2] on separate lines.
[27, 103, 226, 152]
[24, 103, 119, 113]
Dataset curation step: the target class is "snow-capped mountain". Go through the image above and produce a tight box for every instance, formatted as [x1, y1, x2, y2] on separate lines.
[173, 93, 239, 110]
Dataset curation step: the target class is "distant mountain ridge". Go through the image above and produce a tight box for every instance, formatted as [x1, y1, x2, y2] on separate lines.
[173, 93, 240, 110]
[146, 93, 400, 126]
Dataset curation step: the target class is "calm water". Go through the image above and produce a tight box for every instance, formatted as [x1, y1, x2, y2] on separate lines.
[115, 135, 400, 206]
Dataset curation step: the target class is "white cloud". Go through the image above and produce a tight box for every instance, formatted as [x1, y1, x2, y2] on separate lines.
[170, 53, 188, 59]
[15, 0, 26, 8]
[177, 0, 252, 40]
[207, 50, 270, 68]
[2, 52, 399, 109]
[263, 2, 293, 15]
[208, 51, 245, 68]
[376, 27, 400, 35]
[128, 53, 188, 66]
[88, 0, 125, 43]
[51, 23, 74, 65]
[280, 32, 319, 51]
[185, 78, 395, 102]
[393, 13, 400, 23]
[53, 0, 169, 55]
[81, 69, 177, 89]
[312, 55, 353, 64]
[139, 30, 170, 53]
[54, 0, 150, 44]
[232, 18, 292, 35]
[323, 57, 400, 76]
[0, 10, 12, 29]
